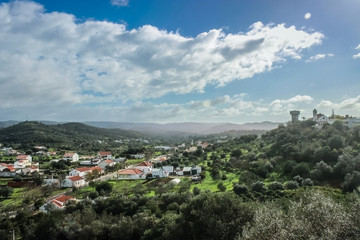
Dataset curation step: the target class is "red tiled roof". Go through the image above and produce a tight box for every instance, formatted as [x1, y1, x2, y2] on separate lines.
[118, 168, 143, 175]
[52, 195, 74, 207]
[64, 152, 76, 157]
[75, 167, 92, 172]
[99, 151, 111, 156]
[16, 155, 30, 160]
[105, 160, 113, 163]
[68, 175, 84, 182]
[55, 195, 74, 202]
[137, 161, 152, 167]
[1, 166, 15, 172]
[91, 166, 103, 172]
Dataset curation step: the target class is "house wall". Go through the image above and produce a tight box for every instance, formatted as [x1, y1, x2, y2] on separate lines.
[61, 179, 73, 188]
[0, 170, 16, 177]
[118, 174, 141, 180]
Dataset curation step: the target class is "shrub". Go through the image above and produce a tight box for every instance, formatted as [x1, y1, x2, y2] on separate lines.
[285, 180, 299, 190]
[251, 181, 266, 193]
[268, 182, 284, 191]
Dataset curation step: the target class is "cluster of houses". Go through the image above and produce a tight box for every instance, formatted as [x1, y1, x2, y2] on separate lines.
[0, 154, 39, 177]
[291, 108, 360, 128]
[45, 151, 117, 188]
[117, 161, 202, 180]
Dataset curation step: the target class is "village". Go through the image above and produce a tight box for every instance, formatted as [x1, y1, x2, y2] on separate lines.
[1, 108, 360, 213]
[0, 141, 207, 212]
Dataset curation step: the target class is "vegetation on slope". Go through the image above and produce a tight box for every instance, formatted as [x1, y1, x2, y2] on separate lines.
[0, 121, 144, 151]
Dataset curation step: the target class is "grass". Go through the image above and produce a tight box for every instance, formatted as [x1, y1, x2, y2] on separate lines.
[0, 187, 35, 209]
[125, 159, 145, 165]
[189, 171, 238, 192]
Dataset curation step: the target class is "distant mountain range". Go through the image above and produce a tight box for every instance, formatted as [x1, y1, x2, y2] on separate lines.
[0, 120, 280, 136]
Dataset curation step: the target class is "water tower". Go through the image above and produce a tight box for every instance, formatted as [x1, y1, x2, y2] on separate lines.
[290, 110, 300, 123]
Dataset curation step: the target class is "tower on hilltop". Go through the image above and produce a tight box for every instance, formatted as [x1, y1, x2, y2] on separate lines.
[313, 108, 317, 121]
[290, 110, 300, 123]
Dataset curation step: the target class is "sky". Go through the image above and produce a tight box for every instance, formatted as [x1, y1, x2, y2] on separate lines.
[0, 0, 360, 123]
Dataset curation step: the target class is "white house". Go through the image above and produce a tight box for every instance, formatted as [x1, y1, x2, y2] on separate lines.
[176, 166, 202, 176]
[130, 154, 145, 159]
[191, 166, 202, 175]
[61, 175, 86, 188]
[313, 109, 330, 125]
[98, 159, 116, 170]
[69, 167, 92, 177]
[346, 118, 360, 128]
[98, 151, 112, 160]
[162, 166, 174, 175]
[150, 168, 169, 178]
[14, 155, 32, 169]
[43, 178, 60, 187]
[20, 165, 39, 175]
[40, 195, 75, 213]
[154, 146, 173, 151]
[135, 161, 153, 174]
[63, 152, 79, 162]
[0, 164, 16, 177]
[117, 168, 143, 180]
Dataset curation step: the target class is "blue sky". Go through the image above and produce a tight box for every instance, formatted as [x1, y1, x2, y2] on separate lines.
[0, 0, 359, 123]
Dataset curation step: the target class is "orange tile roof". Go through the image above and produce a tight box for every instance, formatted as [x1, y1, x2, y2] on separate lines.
[99, 151, 111, 156]
[52, 195, 75, 207]
[64, 152, 76, 157]
[68, 175, 84, 182]
[16, 155, 30, 160]
[118, 168, 143, 175]
[75, 167, 92, 172]
[91, 166, 103, 172]
[137, 161, 152, 167]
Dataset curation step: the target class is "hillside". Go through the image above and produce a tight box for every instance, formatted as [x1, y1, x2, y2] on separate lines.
[84, 121, 280, 136]
[0, 121, 143, 150]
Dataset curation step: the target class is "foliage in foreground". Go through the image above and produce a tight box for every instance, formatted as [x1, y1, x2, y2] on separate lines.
[1, 188, 360, 240]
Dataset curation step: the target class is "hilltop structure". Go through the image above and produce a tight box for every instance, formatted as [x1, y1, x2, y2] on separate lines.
[290, 110, 300, 123]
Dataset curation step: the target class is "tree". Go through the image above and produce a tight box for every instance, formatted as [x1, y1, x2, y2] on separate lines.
[193, 186, 201, 195]
[217, 182, 226, 192]
[285, 180, 299, 190]
[301, 178, 314, 187]
[231, 149, 242, 158]
[95, 181, 113, 195]
[343, 171, 360, 192]
[0, 186, 13, 199]
[233, 184, 248, 195]
[310, 160, 333, 181]
[328, 135, 345, 150]
[268, 182, 284, 191]
[251, 181, 266, 193]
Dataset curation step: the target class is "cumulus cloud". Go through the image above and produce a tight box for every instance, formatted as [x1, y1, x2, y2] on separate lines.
[306, 53, 334, 62]
[270, 95, 314, 114]
[110, 0, 129, 6]
[353, 44, 360, 59]
[0, 1, 324, 112]
[304, 13, 311, 19]
[317, 95, 360, 113]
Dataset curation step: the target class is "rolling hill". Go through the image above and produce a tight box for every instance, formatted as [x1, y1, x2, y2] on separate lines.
[0, 121, 143, 150]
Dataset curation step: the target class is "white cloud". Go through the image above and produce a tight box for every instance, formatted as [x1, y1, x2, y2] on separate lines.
[110, 0, 129, 6]
[353, 44, 360, 59]
[306, 53, 334, 62]
[317, 96, 360, 114]
[304, 13, 311, 20]
[0, 1, 324, 120]
[270, 95, 314, 114]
